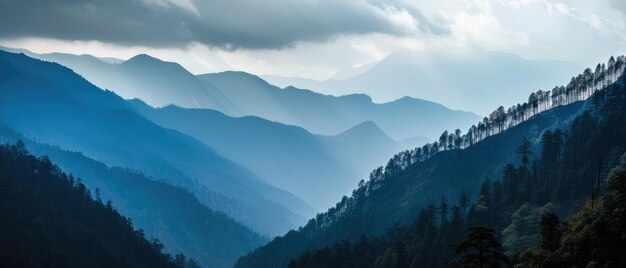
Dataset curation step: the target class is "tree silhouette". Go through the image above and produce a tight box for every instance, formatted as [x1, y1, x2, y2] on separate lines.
[516, 138, 532, 169]
[454, 226, 507, 268]
[539, 213, 561, 251]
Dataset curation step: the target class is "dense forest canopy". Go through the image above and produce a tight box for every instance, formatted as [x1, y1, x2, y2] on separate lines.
[0, 142, 190, 267]
[0, 127, 264, 268]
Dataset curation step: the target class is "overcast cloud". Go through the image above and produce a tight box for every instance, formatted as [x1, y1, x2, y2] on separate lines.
[0, 0, 447, 49]
[1, 0, 625, 84]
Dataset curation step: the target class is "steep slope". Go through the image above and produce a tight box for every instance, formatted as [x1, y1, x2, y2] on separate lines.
[128, 99, 354, 211]
[0, 50, 309, 236]
[200, 71, 480, 140]
[115, 54, 238, 113]
[0, 128, 265, 268]
[287, 75, 626, 268]
[235, 101, 585, 268]
[317, 121, 401, 177]
[0, 143, 179, 268]
[263, 48, 582, 115]
[237, 55, 625, 268]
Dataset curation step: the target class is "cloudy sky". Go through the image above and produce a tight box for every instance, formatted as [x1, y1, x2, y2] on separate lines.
[1, 0, 625, 80]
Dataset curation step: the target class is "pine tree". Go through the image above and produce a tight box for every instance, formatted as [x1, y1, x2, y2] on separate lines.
[440, 198, 449, 226]
[539, 213, 561, 251]
[454, 226, 507, 268]
[517, 137, 532, 170]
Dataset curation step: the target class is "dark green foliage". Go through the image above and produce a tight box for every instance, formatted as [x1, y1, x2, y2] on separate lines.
[286, 197, 472, 268]
[452, 227, 507, 268]
[243, 56, 624, 268]
[237, 98, 585, 268]
[286, 236, 386, 268]
[244, 61, 626, 268]
[0, 142, 179, 268]
[517, 153, 626, 267]
[538, 213, 561, 251]
[516, 138, 532, 169]
[0, 128, 265, 268]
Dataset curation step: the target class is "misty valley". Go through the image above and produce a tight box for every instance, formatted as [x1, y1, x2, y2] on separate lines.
[2, 1, 626, 267]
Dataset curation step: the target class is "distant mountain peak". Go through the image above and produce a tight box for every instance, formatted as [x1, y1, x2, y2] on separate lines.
[345, 120, 379, 132]
[198, 71, 272, 88]
[123, 54, 189, 71]
[335, 120, 393, 142]
[127, 53, 155, 60]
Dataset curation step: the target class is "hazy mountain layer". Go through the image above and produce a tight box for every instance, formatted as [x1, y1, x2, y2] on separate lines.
[317, 121, 401, 178]
[263, 48, 582, 115]
[128, 99, 358, 210]
[3, 47, 480, 141]
[200, 71, 480, 140]
[0, 50, 311, 236]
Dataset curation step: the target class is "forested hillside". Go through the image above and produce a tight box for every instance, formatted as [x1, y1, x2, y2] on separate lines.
[285, 76, 626, 267]
[0, 142, 182, 268]
[0, 128, 264, 268]
[236, 56, 626, 268]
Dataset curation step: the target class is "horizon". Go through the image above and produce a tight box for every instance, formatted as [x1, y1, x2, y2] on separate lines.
[2, 1, 625, 78]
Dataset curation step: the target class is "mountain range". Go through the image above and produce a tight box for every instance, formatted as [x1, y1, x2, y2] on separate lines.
[128, 100, 400, 210]
[2, 47, 480, 141]
[0, 50, 311, 237]
[263, 48, 583, 115]
[2, 44, 621, 268]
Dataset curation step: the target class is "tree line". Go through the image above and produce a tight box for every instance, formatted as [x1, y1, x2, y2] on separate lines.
[286, 69, 626, 267]
[308, 55, 625, 232]
[0, 141, 200, 268]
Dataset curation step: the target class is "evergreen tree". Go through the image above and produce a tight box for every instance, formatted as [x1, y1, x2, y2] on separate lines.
[440, 198, 449, 226]
[517, 138, 532, 169]
[453, 226, 507, 268]
[538, 213, 561, 251]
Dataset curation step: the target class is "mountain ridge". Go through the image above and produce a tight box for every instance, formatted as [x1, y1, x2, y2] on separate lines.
[127, 98, 358, 210]
[3, 47, 481, 141]
[0, 49, 310, 237]
[263, 48, 583, 115]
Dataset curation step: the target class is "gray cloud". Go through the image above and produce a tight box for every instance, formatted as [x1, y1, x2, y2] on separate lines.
[610, 0, 626, 16]
[0, 0, 446, 49]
